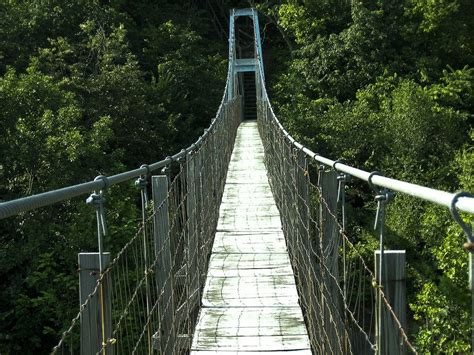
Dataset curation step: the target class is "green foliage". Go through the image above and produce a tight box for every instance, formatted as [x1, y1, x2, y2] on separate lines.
[428, 66, 474, 113]
[455, 130, 474, 191]
[411, 282, 470, 353]
[269, 0, 474, 352]
[1, 0, 473, 352]
[0, 66, 112, 197]
[0, 0, 233, 352]
[402, 0, 474, 82]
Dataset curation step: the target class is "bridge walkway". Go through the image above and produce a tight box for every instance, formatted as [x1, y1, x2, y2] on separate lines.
[190, 121, 311, 354]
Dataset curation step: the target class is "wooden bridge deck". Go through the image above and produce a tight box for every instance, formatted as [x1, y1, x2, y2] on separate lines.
[191, 121, 311, 354]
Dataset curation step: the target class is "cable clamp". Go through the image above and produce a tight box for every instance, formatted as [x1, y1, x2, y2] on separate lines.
[368, 171, 394, 230]
[134, 176, 147, 190]
[334, 161, 351, 203]
[336, 172, 351, 203]
[450, 191, 474, 251]
[332, 159, 343, 171]
[373, 190, 394, 231]
[177, 149, 186, 163]
[140, 164, 151, 177]
[94, 175, 109, 191]
[103, 338, 116, 346]
[86, 191, 107, 237]
[371, 277, 384, 290]
[86, 192, 103, 206]
[161, 165, 171, 176]
[336, 174, 345, 203]
[134, 165, 149, 190]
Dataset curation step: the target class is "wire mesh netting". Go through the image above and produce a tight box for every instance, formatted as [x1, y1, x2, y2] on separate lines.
[257, 99, 417, 354]
[52, 97, 241, 355]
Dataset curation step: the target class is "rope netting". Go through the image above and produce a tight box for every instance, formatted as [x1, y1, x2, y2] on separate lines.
[258, 99, 417, 354]
[52, 97, 241, 354]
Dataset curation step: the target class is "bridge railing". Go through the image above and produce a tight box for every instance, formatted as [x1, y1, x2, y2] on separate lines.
[0, 94, 241, 354]
[251, 8, 474, 353]
[46, 96, 241, 354]
[258, 104, 410, 353]
[1, 9, 241, 354]
[257, 90, 472, 353]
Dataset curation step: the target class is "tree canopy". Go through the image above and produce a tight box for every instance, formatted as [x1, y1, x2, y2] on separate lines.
[260, 0, 473, 352]
[1, 0, 473, 353]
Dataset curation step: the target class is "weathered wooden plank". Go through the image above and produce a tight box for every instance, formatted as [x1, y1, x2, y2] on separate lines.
[212, 231, 287, 254]
[219, 204, 279, 215]
[375, 250, 406, 355]
[202, 275, 300, 307]
[217, 213, 282, 231]
[222, 182, 273, 194]
[187, 153, 200, 312]
[191, 351, 312, 355]
[193, 335, 310, 352]
[228, 152, 264, 161]
[319, 170, 344, 353]
[221, 187, 274, 204]
[193, 308, 307, 337]
[207, 253, 292, 277]
[225, 170, 269, 184]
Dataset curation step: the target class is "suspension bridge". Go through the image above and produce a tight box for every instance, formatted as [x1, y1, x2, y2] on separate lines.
[1, 8, 474, 355]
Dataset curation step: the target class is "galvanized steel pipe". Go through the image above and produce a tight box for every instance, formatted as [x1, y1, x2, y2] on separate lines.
[261, 81, 474, 215]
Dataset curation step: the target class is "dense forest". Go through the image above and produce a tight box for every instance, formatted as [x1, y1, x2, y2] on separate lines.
[0, 0, 473, 353]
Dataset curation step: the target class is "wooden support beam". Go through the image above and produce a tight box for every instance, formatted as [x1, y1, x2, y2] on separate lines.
[186, 153, 201, 333]
[375, 250, 406, 355]
[319, 170, 345, 353]
[152, 175, 175, 353]
[78, 252, 112, 355]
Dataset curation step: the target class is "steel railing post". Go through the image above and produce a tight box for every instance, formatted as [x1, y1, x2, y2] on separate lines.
[151, 175, 175, 353]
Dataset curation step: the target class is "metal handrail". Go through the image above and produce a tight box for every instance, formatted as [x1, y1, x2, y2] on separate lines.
[267, 102, 474, 214]
[253, 20, 474, 215]
[3, 11, 473, 220]
[0, 123, 213, 219]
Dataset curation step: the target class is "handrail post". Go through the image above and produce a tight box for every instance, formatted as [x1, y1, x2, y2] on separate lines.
[193, 148, 205, 286]
[375, 250, 406, 354]
[295, 149, 319, 347]
[470, 251, 474, 353]
[152, 175, 175, 353]
[78, 252, 112, 355]
[186, 151, 200, 334]
[135, 168, 153, 353]
[228, 9, 235, 101]
[319, 169, 344, 352]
